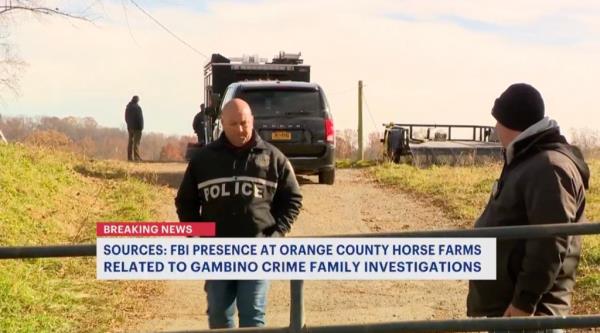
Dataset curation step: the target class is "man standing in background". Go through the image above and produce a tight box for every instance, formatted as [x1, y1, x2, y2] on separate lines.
[125, 95, 144, 161]
[193, 103, 207, 145]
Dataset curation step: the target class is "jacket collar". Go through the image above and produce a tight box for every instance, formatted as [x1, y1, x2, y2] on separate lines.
[502, 117, 589, 189]
[506, 117, 559, 164]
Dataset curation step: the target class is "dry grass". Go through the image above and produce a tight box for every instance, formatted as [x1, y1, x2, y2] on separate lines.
[0, 144, 172, 332]
[370, 159, 600, 315]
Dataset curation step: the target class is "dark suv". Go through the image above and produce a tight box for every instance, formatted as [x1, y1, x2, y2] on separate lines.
[216, 81, 336, 184]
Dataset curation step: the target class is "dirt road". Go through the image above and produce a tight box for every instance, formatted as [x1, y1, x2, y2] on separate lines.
[121, 166, 467, 332]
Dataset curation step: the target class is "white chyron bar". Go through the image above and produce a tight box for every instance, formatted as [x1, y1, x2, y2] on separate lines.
[97, 238, 496, 280]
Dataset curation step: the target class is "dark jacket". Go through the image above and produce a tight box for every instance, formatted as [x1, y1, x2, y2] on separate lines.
[193, 112, 205, 135]
[193, 112, 206, 144]
[175, 131, 303, 237]
[467, 119, 589, 317]
[125, 101, 144, 130]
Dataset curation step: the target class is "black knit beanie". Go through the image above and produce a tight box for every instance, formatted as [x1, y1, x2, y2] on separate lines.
[491, 83, 544, 131]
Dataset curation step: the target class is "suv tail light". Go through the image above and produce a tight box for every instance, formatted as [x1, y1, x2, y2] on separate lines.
[325, 118, 335, 144]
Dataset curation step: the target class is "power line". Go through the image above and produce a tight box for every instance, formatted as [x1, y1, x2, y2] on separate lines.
[362, 88, 379, 133]
[128, 0, 208, 60]
[121, 0, 139, 46]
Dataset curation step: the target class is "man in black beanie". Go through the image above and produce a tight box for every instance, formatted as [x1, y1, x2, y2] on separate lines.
[467, 83, 590, 331]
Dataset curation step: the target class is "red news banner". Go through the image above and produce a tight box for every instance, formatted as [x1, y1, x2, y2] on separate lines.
[97, 222, 216, 237]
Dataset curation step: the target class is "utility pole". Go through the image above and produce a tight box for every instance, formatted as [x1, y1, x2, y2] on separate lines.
[357, 80, 364, 161]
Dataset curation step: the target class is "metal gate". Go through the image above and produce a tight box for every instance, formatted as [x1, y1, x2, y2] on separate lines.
[2, 223, 600, 332]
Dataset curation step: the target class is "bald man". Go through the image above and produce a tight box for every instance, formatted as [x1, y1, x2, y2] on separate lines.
[175, 98, 303, 329]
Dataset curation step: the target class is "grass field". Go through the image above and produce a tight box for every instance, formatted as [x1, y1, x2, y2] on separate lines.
[0, 144, 170, 332]
[370, 159, 600, 314]
[2, 142, 598, 332]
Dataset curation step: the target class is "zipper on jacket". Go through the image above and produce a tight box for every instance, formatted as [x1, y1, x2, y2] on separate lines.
[232, 159, 238, 181]
[244, 152, 252, 171]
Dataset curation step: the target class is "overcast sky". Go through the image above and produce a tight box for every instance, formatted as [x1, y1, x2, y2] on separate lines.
[2, 0, 600, 138]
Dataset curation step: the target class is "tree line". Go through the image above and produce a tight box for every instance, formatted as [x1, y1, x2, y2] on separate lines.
[0, 115, 194, 161]
[0, 115, 385, 161]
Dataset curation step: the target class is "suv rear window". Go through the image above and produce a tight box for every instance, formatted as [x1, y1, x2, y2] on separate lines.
[238, 88, 322, 117]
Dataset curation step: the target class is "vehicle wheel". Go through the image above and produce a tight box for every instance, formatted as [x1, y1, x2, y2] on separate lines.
[318, 169, 335, 185]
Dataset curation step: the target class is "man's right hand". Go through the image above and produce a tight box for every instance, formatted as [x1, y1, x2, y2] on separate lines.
[503, 304, 533, 317]
[256, 229, 284, 238]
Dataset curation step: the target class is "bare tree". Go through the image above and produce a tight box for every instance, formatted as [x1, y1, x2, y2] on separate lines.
[0, 0, 94, 97]
[0, 39, 24, 96]
[0, 1, 94, 19]
[335, 129, 358, 159]
[364, 131, 383, 160]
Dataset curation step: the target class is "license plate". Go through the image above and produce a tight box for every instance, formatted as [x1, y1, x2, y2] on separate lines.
[271, 131, 292, 141]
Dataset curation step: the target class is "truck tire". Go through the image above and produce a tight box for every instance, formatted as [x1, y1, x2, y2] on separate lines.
[318, 169, 335, 185]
